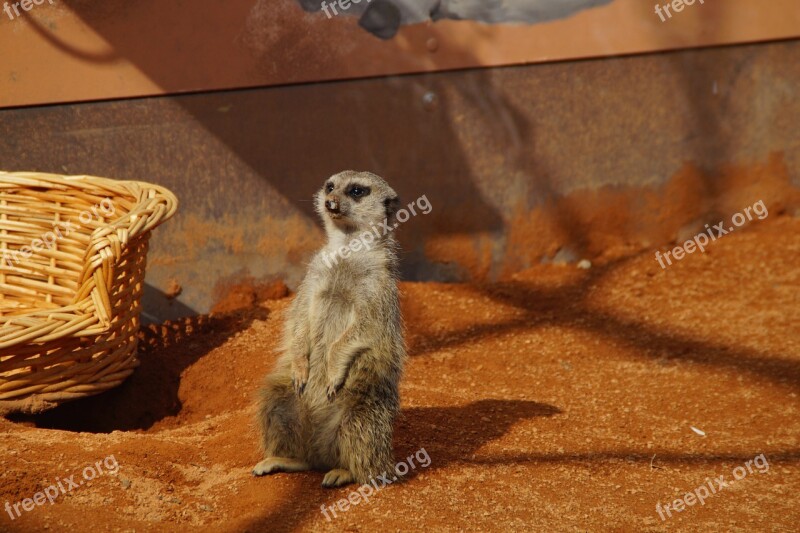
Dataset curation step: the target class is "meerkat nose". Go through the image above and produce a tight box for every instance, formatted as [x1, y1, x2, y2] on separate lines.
[325, 198, 340, 213]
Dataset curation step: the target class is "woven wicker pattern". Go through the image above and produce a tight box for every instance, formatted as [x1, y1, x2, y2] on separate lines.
[0, 172, 177, 410]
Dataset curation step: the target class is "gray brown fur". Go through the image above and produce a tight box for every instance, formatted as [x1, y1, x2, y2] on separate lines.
[253, 171, 406, 488]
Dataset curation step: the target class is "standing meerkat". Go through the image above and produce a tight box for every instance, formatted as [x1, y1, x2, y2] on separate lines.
[253, 170, 406, 488]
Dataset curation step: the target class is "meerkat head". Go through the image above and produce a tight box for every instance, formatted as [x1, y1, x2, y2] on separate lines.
[315, 171, 400, 236]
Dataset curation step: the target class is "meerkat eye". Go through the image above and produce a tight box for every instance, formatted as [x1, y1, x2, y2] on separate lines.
[325, 182, 334, 193]
[347, 185, 370, 199]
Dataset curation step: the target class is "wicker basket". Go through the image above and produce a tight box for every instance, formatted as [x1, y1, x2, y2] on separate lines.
[0, 172, 177, 412]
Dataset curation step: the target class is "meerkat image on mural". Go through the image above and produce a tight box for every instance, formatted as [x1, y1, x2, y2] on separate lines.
[253, 171, 406, 488]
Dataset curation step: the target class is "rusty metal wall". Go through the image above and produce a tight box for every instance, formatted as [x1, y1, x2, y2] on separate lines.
[0, 39, 799, 319]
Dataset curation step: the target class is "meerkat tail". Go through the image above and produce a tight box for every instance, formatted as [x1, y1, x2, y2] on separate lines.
[338, 401, 398, 485]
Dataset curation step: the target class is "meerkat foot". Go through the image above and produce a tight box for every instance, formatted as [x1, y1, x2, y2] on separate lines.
[322, 468, 355, 488]
[252, 457, 310, 477]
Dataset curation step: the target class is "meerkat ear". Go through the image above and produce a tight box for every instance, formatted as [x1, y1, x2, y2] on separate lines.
[383, 196, 400, 220]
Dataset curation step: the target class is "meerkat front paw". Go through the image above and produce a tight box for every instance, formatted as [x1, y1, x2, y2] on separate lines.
[291, 357, 309, 395]
[326, 380, 343, 401]
[322, 468, 355, 488]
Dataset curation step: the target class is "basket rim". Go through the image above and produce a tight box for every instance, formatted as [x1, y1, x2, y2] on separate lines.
[0, 171, 178, 349]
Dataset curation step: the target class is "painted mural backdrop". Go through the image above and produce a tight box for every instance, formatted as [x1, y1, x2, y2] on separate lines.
[0, 0, 797, 107]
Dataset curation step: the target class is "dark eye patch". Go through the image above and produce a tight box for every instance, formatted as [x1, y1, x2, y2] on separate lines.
[383, 196, 399, 218]
[346, 184, 371, 200]
[325, 181, 334, 193]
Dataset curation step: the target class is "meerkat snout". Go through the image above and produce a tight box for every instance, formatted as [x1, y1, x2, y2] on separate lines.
[324, 197, 340, 214]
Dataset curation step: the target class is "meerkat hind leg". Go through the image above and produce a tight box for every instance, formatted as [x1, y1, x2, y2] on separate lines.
[252, 457, 310, 476]
[321, 468, 355, 488]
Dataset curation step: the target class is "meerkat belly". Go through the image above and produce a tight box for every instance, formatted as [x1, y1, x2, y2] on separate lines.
[307, 287, 355, 373]
[300, 290, 356, 429]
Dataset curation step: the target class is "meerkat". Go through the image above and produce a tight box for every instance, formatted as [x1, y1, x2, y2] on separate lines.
[253, 170, 406, 488]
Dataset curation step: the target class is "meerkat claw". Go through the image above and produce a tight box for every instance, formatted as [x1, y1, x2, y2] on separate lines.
[291, 357, 309, 396]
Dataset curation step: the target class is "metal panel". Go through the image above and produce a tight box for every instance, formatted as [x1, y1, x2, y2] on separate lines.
[0, 40, 798, 319]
